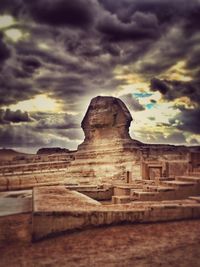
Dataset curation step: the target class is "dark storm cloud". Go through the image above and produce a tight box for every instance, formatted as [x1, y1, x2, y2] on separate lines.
[63, 129, 83, 140]
[172, 108, 200, 134]
[0, 0, 199, 107]
[136, 130, 186, 145]
[0, 0, 23, 16]
[15, 41, 68, 67]
[21, 56, 41, 73]
[186, 49, 200, 72]
[0, 34, 10, 64]
[0, 0, 200, 149]
[0, 110, 84, 148]
[0, 109, 33, 124]
[150, 78, 169, 94]
[165, 132, 186, 144]
[0, 124, 45, 147]
[0, 65, 40, 105]
[99, 0, 199, 24]
[24, 0, 96, 28]
[184, 4, 200, 34]
[32, 112, 80, 130]
[6, 29, 122, 112]
[120, 94, 145, 111]
[133, 129, 187, 145]
[106, 0, 200, 77]
[31, 112, 84, 142]
[0, 121, 83, 151]
[150, 78, 200, 104]
[97, 11, 159, 41]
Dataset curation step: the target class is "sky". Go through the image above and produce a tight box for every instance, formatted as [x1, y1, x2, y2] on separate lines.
[0, 0, 200, 153]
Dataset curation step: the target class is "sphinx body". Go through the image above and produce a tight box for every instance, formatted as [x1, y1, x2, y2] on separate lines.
[66, 96, 142, 183]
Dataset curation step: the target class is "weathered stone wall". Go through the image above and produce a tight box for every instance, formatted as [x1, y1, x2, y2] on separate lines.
[32, 186, 200, 241]
[140, 145, 200, 179]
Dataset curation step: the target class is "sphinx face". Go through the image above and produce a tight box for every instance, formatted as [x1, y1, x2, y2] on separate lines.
[87, 102, 119, 128]
[81, 96, 133, 141]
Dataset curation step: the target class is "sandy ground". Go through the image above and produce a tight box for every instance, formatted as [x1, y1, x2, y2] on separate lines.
[1, 220, 200, 267]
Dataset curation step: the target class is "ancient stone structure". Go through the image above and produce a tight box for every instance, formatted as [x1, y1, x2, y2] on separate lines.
[65, 96, 142, 183]
[0, 95, 200, 243]
[0, 96, 200, 188]
[37, 147, 69, 155]
[65, 96, 200, 183]
[80, 96, 134, 146]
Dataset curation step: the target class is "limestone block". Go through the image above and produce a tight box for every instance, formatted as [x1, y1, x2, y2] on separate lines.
[32, 186, 200, 241]
[0, 177, 8, 191]
[114, 186, 131, 196]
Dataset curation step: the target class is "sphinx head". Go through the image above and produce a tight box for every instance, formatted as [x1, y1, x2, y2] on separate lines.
[81, 96, 133, 141]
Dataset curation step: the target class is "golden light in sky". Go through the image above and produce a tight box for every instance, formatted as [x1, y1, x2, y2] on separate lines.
[38, 43, 50, 50]
[0, 15, 26, 43]
[8, 94, 61, 112]
[0, 15, 15, 29]
[161, 61, 193, 82]
[5, 29, 24, 42]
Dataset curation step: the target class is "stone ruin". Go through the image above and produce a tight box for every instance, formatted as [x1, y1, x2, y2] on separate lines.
[0, 95, 200, 242]
[80, 96, 134, 146]
[70, 96, 142, 182]
[65, 95, 200, 183]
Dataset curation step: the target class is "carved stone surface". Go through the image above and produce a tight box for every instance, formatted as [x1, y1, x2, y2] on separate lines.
[66, 96, 142, 182]
[82, 96, 132, 142]
[79, 96, 141, 150]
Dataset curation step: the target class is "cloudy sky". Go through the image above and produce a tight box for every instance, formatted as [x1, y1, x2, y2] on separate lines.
[0, 0, 200, 153]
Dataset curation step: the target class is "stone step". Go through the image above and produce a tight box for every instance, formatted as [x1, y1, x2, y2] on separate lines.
[156, 177, 174, 181]
[0, 189, 32, 199]
[132, 180, 200, 202]
[5, 181, 64, 191]
[131, 190, 157, 196]
[142, 177, 174, 186]
[176, 176, 200, 183]
[130, 199, 198, 206]
[32, 186, 200, 241]
[114, 186, 131, 196]
[112, 196, 130, 204]
[130, 190, 159, 201]
[159, 180, 200, 199]
[188, 196, 200, 203]
[161, 180, 196, 187]
[188, 172, 200, 177]
[141, 180, 157, 185]
[1, 171, 67, 179]
[131, 187, 184, 202]
[0, 197, 32, 216]
[144, 185, 175, 192]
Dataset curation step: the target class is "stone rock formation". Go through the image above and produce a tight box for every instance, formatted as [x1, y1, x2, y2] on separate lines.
[79, 96, 141, 150]
[1, 95, 200, 187]
[37, 147, 69, 155]
[66, 96, 142, 183]
[81, 96, 132, 143]
[65, 95, 200, 183]
[1, 95, 200, 248]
